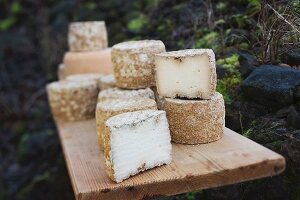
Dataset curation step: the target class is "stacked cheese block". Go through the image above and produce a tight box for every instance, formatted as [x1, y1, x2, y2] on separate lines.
[59, 21, 113, 79]
[155, 49, 225, 144]
[96, 40, 172, 183]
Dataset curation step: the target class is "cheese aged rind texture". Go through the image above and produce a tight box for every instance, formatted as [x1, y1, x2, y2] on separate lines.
[66, 73, 102, 86]
[98, 87, 155, 102]
[47, 80, 98, 122]
[161, 92, 225, 144]
[96, 98, 157, 150]
[63, 49, 113, 76]
[68, 21, 108, 52]
[112, 40, 166, 89]
[98, 74, 116, 90]
[155, 49, 217, 99]
[103, 110, 172, 183]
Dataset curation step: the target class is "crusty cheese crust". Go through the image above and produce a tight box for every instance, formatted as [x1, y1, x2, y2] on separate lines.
[161, 92, 225, 144]
[111, 40, 166, 89]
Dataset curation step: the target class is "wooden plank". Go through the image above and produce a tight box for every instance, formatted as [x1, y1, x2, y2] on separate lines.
[57, 119, 285, 200]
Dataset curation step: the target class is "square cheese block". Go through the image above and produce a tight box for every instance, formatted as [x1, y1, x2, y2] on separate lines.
[47, 80, 98, 122]
[96, 98, 157, 150]
[98, 74, 116, 90]
[155, 49, 217, 99]
[161, 92, 225, 144]
[63, 48, 113, 76]
[68, 21, 108, 52]
[66, 73, 102, 87]
[98, 87, 155, 102]
[103, 110, 172, 183]
[112, 40, 166, 89]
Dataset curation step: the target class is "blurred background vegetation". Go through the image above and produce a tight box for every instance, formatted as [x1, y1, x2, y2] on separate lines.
[0, 0, 299, 199]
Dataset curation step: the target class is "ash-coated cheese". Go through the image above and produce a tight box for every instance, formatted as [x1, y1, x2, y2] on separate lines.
[98, 87, 155, 102]
[66, 73, 102, 86]
[68, 21, 108, 52]
[96, 98, 157, 150]
[112, 40, 166, 89]
[58, 63, 65, 80]
[63, 49, 113, 76]
[47, 80, 98, 122]
[98, 74, 116, 90]
[161, 92, 225, 144]
[155, 49, 217, 99]
[103, 110, 172, 183]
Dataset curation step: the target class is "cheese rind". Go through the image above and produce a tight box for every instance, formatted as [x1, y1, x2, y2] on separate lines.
[161, 92, 225, 144]
[112, 40, 166, 89]
[98, 87, 155, 102]
[47, 80, 98, 122]
[66, 73, 102, 86]
[58, 63, 65, 80]
[98, 74, 116, 90]
[96, 98, 157, 150]
[68, 21, 108, 52]
[63, 49, 113, 76]
[155, 49, 217, 99]
[103, 110, 172, 183]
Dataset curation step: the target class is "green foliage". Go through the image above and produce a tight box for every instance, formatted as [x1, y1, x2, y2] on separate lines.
[217, 53, 240, 71]
[195, 32, 219, 49]
[216, 2, 227, 12]
[247, 0, 261, 15]
[0, 17, 16, 31]
[11, 1, 22, 14]
[127, 14, 149, 32]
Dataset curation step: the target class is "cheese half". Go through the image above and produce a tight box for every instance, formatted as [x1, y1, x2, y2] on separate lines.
[96, 98, 157, 150]
[104, 110, 172, 183]
[161, 92, 225, 144]
[47, 80, 98, 122]
[68, 21, 108, 52]
[155, 49, 217, 99]
[112, 40, 166, 89]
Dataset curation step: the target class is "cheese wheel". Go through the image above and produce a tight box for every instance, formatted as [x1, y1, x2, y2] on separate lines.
[68, 21, 108, 52]
[97, 87, 155, 102]
[162, 92, 225, 144]
[155, 49, 217, 99]
[58, 63, 65, 80]
[47, 80, 98, 122]
[103, 110, 172, 183]
[98, 74, 116, 90]
[63, 48, 113, 76]
[66, 73, 102, 86]
[96, 98, 157, 150]
[112, 40, 166, 89]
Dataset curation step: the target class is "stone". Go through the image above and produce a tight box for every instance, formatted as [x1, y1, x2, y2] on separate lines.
[238, 51, 258, 78]
[287, 106, 300, 129]
[283, 48, 300, 67]
[241, 65, 300, 109]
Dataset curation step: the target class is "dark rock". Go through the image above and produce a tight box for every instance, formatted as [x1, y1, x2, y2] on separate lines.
[216, 64, 230, 79]
[283, 48, 300, 67]
[287, 106, 300, 129]
[241, 65, 300, 110]
[295, 86, 300, 101]
[238, 51, 259, 78]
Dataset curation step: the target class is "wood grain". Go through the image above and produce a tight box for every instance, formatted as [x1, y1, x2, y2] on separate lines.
[57, 119, 285, 200]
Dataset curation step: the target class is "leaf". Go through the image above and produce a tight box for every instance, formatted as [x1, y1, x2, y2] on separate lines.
[0, 17, 16, 31]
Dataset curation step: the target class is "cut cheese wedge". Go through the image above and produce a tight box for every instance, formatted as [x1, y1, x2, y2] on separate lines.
[47, 80, 98, 122]
[97, 87, 155, 102]
[155, 49, 217, 99]
[112, 40, 166, 89]
[63, 49, 113, 76]
[98, 74, 116, 90]
[161, 92, 225, 144]
[68, 21, 108, 52]
[103, 110, 172, 183]
[96, 98, 157, 150]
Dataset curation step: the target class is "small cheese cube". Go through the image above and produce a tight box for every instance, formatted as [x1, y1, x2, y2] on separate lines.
[104, 110, 172, 183]
[63, 49, 113, 76]
[155, 49, 217, 99]
[112, 40, 166, 89]
[47, 80, 98, 122]
[98, 74, 116, 90]
[68, 21, 108, 52]
[161, 92, 225, 144]
[96, 98, 157, 150]
[98, 87, 155, 102]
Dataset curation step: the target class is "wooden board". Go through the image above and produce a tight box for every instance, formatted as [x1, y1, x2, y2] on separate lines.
[57, 119, 285, 200]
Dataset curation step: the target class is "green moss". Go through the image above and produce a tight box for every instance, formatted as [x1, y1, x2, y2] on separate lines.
[194, 32, 219, 49]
